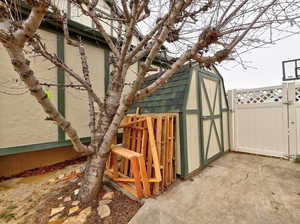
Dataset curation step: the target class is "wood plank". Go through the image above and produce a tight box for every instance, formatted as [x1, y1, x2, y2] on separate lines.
[141, 122, 148, 156]
[166, 117, 170, 186]
[154, 117, 162, 194]
[131, 157, 143, 199]
[106, 169, 160, 183]
[131, 116, 137, 152]
[112, 146, 142, 159]
[146, 137, 153, 178]
[169, 116, 176, 182]
[136, 120, 143, 154]
[106, 169, 135, 182]
[167, 116, 173, 185]
[122, 116, 130, 147]
[159, 117, 165, 188]
[173, 116, 177, 181]
[163, 116, 168, 188]
[111, 153, 119, 179]
[123, 117, 133, 176]
[119, 118, 146, 128]
[129, 116, 137, 178]
[138, 156, 151, 197]
[121, 117, 129, 174]
[146, 117, 162, 182]
[156, 117, 163, 164]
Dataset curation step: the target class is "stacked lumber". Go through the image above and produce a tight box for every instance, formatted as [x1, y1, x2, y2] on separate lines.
[105, 115, 176, 198]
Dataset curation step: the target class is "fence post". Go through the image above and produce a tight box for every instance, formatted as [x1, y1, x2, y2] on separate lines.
[286, 82, 297, 159]
[282, 83, 290, 158]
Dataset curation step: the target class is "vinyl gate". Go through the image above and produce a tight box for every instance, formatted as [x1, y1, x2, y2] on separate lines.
[228, 82, 300, 158]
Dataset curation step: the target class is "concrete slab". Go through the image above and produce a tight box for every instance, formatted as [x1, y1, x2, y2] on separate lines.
[130, 153, 300, 224]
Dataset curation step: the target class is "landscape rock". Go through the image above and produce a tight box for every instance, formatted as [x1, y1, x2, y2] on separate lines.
[74, 189, 79, 196]
[50, 207, 65, 216]
[63, 207, 91, 224]
[48, 213, 65, 223]
[98, 199, 112, 206]
[97, 204, 111, 218]
[71, 201, 80, 206]
[102, 192, 114, 200]
[68, 206, 79, 215]
[79, 207, 91, 217]
[58, 197, 63, 200]
[64, 197, 71, 202]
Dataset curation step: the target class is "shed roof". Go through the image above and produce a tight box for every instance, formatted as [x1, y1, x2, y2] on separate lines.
[128, 66, 191, 114]
[128, 64, 224, 114]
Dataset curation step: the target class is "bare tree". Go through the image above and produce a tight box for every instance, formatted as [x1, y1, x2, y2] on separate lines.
[0, 0, 299, 203]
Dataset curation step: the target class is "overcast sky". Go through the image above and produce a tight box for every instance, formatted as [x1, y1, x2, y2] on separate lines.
[217, 34, 300, 90]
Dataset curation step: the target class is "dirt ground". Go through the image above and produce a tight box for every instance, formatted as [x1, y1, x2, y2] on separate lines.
[0, 162, 141, 224]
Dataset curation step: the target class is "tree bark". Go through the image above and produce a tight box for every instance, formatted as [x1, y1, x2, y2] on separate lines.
[79, 151, 109, 203]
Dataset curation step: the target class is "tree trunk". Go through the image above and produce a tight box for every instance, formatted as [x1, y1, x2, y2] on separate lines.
[78, 101, 128, 203]
[78, 113, 120, 203]
[78, 147, 110, 203]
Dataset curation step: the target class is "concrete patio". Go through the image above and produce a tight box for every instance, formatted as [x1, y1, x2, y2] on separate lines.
[130, 153, 300, 224]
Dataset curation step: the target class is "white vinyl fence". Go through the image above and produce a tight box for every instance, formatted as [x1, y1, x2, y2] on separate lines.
[228, 82, 300, 158]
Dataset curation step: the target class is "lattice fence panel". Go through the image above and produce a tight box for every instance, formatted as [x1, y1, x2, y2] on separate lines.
[235, 87, 283, 104]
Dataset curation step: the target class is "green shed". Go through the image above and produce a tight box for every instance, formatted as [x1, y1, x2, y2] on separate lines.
[128, 64, 230, 177]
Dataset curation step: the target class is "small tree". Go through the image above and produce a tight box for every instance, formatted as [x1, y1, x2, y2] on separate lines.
[0, 0, 299, 203]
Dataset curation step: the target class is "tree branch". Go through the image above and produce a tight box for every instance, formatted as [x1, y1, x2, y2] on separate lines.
[30, 36, 104, 109]
[78, 38, 97, 146]
[121, 0, 130, 21]
[125, 0, 190, 104]
[73, 0, 119, 57]
[13, 0, 49, 47]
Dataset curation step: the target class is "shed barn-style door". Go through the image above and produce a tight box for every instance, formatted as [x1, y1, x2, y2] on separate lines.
[198, 73, 224, 164]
